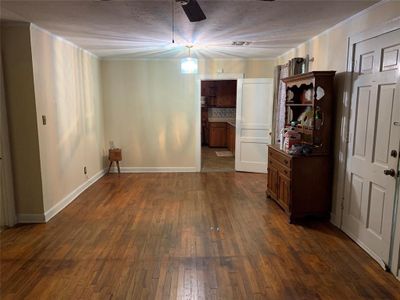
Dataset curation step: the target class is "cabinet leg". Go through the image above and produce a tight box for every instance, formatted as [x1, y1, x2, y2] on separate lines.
[108, 161, 113, 174]
[116, 161, 120, 174]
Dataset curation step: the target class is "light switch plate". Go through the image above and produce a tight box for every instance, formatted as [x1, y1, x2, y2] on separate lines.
[42, 115, 47, 125]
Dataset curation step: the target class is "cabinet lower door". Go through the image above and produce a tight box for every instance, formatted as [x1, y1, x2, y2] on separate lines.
[209, 127, 227, 147]
[267, 166, 279, 200]
[278, 173, 290, 211]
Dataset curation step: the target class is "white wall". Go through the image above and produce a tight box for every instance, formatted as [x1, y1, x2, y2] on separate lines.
[30, 25, 105, 213]
[101, 59, 275, 170]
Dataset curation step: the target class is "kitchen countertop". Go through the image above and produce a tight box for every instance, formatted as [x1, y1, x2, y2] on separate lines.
[208, 118, 236, 126]
[226, 121, 236, 127]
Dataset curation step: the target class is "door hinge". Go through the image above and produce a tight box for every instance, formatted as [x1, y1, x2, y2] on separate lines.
[352, 59, 357, 72]
[345, 133, 351, 144]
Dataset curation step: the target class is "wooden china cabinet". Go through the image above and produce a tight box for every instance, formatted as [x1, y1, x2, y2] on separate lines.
[266, 71, 336, 223]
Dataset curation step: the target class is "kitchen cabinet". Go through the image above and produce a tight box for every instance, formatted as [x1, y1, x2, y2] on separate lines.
[215, 80, 237, 108]
[201, 80, 236, 108]
[201, 81, 217, 107]
[201, 107, 209, 145]
[209, 122, 227, 147]
[201, 80, 216, 97]
[226, 123, 235, 155]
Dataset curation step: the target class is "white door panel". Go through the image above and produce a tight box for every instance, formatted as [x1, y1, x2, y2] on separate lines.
[373, 84, 397, 166]
[343, 29, 400, 266]
[235, 78, 273, 173]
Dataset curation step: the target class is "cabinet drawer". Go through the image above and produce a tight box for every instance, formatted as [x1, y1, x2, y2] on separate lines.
[268, 158, 291, 178]
[269, 148, 291, 168]
[280, 166, 291, 178]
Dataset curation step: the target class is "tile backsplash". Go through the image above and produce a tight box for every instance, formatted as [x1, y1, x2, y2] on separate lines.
[208, 108, 236, 119]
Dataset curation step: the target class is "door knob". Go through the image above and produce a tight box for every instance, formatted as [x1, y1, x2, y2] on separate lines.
[383, 169, 396, 177]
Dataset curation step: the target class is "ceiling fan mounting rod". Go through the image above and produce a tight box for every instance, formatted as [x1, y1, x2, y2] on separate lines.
[171, 0, 175, 43]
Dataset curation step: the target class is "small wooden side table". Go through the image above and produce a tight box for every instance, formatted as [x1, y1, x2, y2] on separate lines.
[108, 148, 122, 174]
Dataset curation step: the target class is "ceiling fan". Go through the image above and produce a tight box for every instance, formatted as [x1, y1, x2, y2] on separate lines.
[176, 0, 275, 23]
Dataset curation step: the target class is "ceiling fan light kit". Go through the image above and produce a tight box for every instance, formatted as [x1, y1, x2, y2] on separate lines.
[181, 57, 198, 74]
[181, 45, 198, 74]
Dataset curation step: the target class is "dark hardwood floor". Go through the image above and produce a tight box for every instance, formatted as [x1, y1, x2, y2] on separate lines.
[1, 172, 399, 299]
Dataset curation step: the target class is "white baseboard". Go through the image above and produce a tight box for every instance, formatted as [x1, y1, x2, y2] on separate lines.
[17, 213, 46, 224]
[109, 167, 197, 173]
[343, 229, 386, 270]
[330, 213, 340, 228]
[43, 169, 106, 222]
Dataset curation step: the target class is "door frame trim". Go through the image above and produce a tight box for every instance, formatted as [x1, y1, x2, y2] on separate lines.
[336, 16, 400, 277]
[195, 73, 244, 172]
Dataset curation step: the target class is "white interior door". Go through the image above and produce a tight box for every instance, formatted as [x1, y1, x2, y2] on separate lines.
[342, 29, 400, 267]
[235, 78, 273, 173]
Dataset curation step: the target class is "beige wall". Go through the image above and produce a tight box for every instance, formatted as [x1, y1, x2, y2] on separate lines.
[199, 59, 275, 78]
[276, 1, 400, 224]
[277, 1, 400, 70]
[30, 25, 105, 212]
[1, 22, 44, 215]
[101, 59, 275, 169]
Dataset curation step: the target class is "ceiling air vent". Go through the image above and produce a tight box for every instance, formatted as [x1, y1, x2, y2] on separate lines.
[232, 41, 251, 46]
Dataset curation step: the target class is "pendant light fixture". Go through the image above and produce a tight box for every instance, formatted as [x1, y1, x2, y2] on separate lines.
[181, 45, 198, 74]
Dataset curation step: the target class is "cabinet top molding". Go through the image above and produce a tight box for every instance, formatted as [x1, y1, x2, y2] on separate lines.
[282, 71, 336, 85]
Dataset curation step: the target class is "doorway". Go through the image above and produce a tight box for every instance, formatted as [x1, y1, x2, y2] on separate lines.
[196, 75, 274, 174]
[201, 79, 237, 172]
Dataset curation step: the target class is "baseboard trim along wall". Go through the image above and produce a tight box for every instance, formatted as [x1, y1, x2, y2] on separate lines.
[44, 169, 106, 222]
[330, 212, 340, 228]
[17, 169, 106, 224]
[109, 167, 197, 173]
[17, 213, 46, 223]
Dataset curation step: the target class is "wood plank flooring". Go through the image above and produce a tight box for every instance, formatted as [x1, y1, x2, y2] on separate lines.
[1, 172, 400, 299]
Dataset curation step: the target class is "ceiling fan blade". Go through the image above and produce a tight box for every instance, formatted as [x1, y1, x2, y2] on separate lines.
[181, 0, 206, 22]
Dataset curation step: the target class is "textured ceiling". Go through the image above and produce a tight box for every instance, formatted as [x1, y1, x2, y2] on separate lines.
[1, 0, 378, 59]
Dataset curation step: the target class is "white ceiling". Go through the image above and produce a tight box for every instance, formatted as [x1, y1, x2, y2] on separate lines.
[1, 0, 378, 59]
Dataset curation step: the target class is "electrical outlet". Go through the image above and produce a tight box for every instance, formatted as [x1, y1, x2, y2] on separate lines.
[83, 166, 87, 175]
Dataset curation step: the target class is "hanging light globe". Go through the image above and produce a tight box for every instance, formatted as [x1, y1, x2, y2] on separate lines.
[181, 46, 198, 74]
